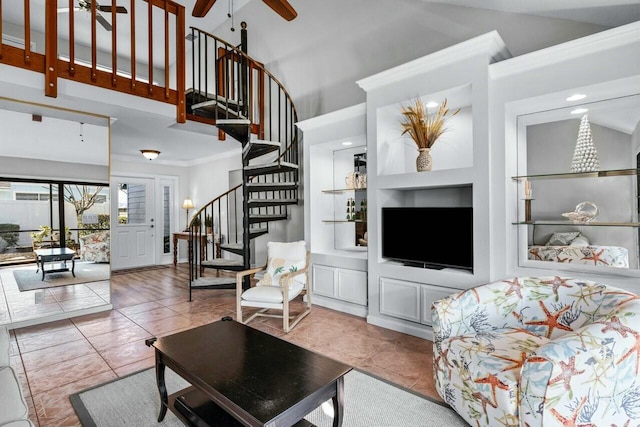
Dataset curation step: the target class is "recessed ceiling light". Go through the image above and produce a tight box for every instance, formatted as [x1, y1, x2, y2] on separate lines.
[426, 101, 439, 108]
[570, 108, 589, 115]
[342, 141, 352, 146]
[566, 94, 586, 102]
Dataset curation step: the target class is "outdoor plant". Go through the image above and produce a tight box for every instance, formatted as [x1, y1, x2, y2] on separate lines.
[399, 98, 460, 149]
[30, 225, 52, 243]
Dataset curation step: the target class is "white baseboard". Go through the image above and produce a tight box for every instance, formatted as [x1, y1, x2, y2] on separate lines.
[366, 314, 434, 341]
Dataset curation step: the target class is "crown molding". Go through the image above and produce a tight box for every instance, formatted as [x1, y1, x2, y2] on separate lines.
[356, 31, 511, 92]
[490, 21, 640, 79]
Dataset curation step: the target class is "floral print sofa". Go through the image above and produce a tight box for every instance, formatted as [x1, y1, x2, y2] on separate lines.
[79, 230, 110, 263]
[432, 276, 640, 426]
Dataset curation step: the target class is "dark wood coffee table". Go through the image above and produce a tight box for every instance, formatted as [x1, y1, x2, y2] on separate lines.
[34, 248, 75, 281]
[147, 317, 352, 427]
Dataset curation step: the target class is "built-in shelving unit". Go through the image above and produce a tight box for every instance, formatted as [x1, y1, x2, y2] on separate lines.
[355, 31, 511, 340]
[297, 103, 369, 318]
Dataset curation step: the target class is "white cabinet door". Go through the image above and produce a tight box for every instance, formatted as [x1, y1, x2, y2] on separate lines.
[379, 277, 421, 322]
[337, 269, 367, 305]
[312, 264, 337, 297]
[421, 284, 459, 326]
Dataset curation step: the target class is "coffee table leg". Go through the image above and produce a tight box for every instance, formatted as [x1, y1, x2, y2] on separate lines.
[156, 353, 168, 422]
[332, 376, 345, 427]
[71, 258, 75, 277]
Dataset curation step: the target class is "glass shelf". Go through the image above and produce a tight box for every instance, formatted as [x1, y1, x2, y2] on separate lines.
[322, 188, 367, 193]
[512, 168, 640, 181]
[513, 220, 640, 227]
[322, 219, 367, 223]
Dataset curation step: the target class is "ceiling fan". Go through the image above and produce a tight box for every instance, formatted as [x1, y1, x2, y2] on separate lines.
[192, 0, 297, 21]
[57, 0, 128, 31]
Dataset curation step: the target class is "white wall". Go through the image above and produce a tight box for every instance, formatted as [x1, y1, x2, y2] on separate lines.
[215, 0, 606, 121]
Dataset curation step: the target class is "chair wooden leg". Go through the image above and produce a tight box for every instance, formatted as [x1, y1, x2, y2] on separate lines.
[283, 301, 290, 333]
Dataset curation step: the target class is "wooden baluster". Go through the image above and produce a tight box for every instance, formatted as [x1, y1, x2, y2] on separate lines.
[164, 0, 169, 99]
[0, 0, 3, 59]
[91, 0, 97, 81]
[148, 0, 153, 95]
[176, 2, 186, 123]
[24, 0, 31, 64]
[111, 0, 117, 86]
[45, 0, 57, 97]
[130, 0, 136, 90]
[68, 0, 75, 75]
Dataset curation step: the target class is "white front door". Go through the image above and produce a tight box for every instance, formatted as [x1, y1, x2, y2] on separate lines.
[110, 176, 156, 269]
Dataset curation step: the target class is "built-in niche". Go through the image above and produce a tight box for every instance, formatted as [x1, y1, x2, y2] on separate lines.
[516, 91, 640, 272]
[329, 146, 367, 252]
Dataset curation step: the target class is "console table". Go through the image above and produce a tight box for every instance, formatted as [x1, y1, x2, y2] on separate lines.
[34, 248, 75, 281]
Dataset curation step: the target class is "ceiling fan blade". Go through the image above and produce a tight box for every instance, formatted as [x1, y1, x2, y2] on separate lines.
[95, 13, 112, 31]
[262, 0, 297, 21]
[97, 5, 128, 14]
[192, 0, 217, 18]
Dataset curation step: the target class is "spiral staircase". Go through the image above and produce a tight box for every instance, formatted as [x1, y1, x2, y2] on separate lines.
[183, 26, 300, 300]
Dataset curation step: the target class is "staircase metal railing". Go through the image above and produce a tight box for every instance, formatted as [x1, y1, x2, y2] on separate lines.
[185, 25, 300, 297]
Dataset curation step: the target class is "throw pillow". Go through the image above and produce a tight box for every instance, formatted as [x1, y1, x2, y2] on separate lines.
[569, 235, 590, 247]
[546, 231, 580, 246]
[258, 241, 307, 288]
[258, 257, 306, 287]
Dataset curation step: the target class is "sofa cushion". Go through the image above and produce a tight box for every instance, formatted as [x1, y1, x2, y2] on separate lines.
[242, 281, 305, 303]
[0, 326, 9, 367]
[0, 367, 29, 425]
[436, 327, 550, 424]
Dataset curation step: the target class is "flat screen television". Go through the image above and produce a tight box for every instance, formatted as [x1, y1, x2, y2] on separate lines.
[381, 207, 473, 271]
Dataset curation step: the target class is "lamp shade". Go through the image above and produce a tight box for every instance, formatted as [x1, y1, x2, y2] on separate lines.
[140, 149, 160, 160]
[182, 198, 194, 210]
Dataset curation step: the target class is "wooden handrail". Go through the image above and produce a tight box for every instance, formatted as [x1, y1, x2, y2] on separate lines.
[0, 0, 186, 124]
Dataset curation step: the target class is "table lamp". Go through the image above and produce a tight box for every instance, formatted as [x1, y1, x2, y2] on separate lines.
[182, 197, 194, 230]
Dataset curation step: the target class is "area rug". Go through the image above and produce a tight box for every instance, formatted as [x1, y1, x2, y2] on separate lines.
[13, 262, 110, 292]
[70, 368, 467, 427]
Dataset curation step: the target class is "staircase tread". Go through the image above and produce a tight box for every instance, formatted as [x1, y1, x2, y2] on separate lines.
[201, 259, 244, 267]
[248, 199, 298, 205]
[217, 118, 251, 125]
[245, 161, 298, 170]
[246, 182, 296, 187]
[221, 243, 243, 250]
[190, 277, 236, 288]
[191, 96, 243, 110]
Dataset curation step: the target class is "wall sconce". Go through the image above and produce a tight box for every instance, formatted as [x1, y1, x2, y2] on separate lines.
[182, 197, 194, 230]
[140, 149, 160, 160]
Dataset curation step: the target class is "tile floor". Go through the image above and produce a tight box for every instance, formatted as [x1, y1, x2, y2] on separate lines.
[6, 264, 441, 427]
[0, 262, 110, 326]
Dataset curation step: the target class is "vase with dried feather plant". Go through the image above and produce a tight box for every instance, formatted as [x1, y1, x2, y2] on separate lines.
[400, 98, 460, 171]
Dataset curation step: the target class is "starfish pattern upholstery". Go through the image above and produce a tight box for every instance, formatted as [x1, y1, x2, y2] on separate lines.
[432, 276, 640, 426]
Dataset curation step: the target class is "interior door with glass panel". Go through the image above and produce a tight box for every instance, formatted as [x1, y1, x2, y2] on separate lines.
[110, 176, 155, 269]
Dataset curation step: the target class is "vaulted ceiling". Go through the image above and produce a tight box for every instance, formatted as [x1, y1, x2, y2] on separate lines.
[1, 0, 638, 165]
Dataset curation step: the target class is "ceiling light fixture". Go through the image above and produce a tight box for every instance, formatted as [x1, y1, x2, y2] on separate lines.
[342, 141, 353, 146]
[571, 108, 589, 115]
[426, 101, 439, 108]
[140, 149, 160, 160]
[566, 94, 586, 102]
